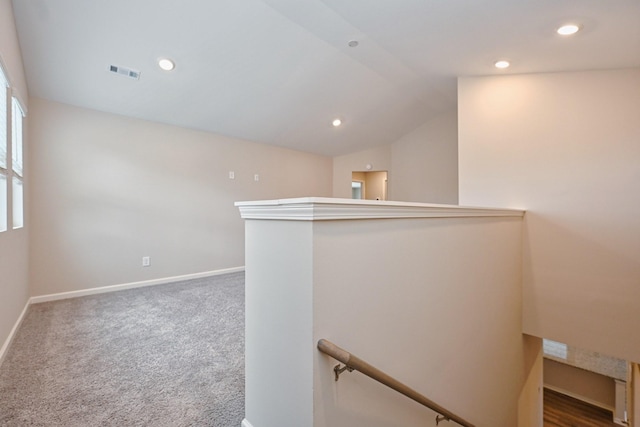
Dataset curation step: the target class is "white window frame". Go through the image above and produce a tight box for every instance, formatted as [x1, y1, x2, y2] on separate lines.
[12, 96, 24, 229]
[0, 65, 8, 233]
[0, 61, 26, 233]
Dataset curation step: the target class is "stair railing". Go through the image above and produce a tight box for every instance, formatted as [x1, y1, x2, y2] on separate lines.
[317, 339, 475, 427]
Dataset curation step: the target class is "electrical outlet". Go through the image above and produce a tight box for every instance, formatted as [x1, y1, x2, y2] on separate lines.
[229, 171, 235, 179]
[142, 256, 150, 267]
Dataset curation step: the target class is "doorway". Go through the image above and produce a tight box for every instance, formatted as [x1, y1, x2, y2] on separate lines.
[351, 181, 364, 199]
[352, 171, 388, 201]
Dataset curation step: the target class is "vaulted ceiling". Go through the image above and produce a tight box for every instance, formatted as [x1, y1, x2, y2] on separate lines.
[11, 0, 640, 156]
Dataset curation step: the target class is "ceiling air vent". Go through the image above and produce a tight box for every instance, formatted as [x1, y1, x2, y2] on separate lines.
[109, 64, 141, 80]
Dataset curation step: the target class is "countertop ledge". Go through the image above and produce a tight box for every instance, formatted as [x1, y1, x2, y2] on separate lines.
[236, 197, 525, 221]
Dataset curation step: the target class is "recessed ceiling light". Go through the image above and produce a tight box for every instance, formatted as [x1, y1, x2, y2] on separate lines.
[332, 118, 342, 127]
[494, 60, 510, 69]
[158, 58, 175, 71]
[557, 24, 580, 36]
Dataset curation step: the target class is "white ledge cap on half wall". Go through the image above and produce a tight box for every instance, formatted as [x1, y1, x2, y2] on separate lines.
[235, 197, 525, 221]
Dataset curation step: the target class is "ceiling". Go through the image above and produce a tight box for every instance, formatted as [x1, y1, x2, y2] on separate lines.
[11, 0, 640, 157]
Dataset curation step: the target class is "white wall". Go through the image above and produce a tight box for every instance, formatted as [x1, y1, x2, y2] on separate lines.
[333, 145, 391, 199]
[332, 111, 459, 204]
[390, 110, 458, 204]
[458, 69, 640, 363]
[0, 0, 29, 362]
[243, 219, 314, 427]
[28, 98, 332, 296]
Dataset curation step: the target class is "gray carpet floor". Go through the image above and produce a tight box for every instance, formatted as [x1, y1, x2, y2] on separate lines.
[0, 272, 245, 427]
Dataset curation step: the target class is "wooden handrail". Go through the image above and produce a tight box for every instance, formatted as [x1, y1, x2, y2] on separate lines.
[317, 339, 475, 427]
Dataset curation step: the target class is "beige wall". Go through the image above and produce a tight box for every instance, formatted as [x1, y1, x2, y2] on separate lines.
[28, 98, 332, 296]
[313, 216, 529, 426]
[0, 0, 29, 361]
[544, 359, 615, 409]
[390, 110, 458, 204]
[365, 171, 387, 200]
[458, 69, 640, 363]
[518, 335, 544, 427]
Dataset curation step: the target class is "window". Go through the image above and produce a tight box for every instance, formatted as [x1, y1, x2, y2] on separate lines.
[0, 66, 8, 232]
[0, 63, 26, 232]
[543, 339, 568, 360]
[12, 96, 24, 229]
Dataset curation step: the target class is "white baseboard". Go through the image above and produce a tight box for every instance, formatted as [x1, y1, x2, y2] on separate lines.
[241, 419, 253, 427]
[0, 299, 30, 367]
[30, 266, 245, 304]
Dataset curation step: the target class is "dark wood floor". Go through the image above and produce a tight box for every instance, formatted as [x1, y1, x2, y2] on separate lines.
[544, 388, 618, 427]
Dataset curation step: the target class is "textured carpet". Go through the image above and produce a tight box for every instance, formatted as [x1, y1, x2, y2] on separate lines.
[0, 272, 245, 427]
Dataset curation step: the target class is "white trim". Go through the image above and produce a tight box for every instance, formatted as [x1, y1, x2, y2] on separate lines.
[241, 419, 253, 427]
[544, 385, 615, 413]
[30, 267, 245, 304]
[0, 299, 30, 367]
[236, 197, 524, 221]
[613, 379, 628, 425]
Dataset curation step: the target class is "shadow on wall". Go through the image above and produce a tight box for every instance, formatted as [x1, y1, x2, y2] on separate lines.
[522, 211, 639, 363]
